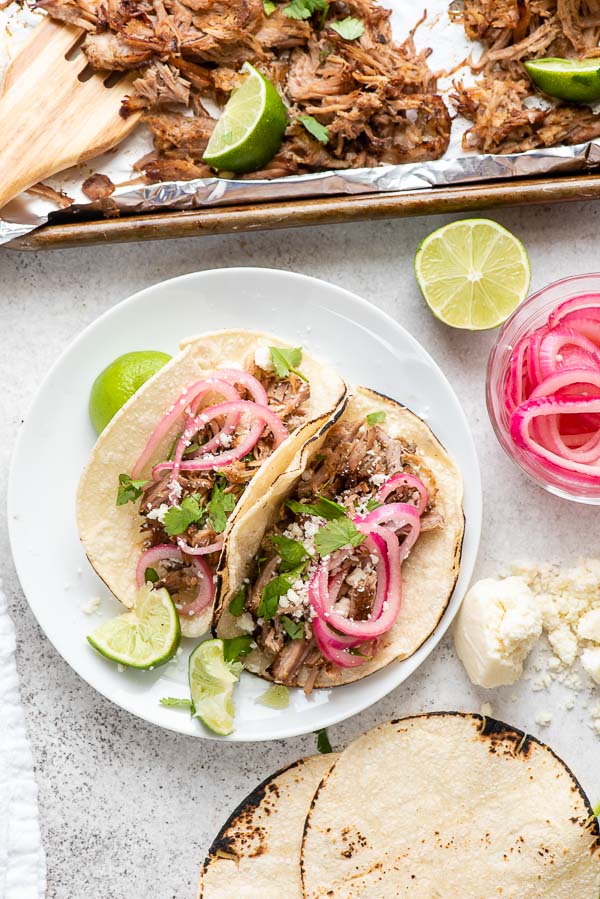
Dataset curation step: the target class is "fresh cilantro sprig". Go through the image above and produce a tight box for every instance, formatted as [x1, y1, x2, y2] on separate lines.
[116, 473, 148, 506]
[329, 16, 364, 39]
[269, 346, 307, 382]
[228, 586, 247, 616]
[263, 0, 276, 13]
[365, 497, 383, 512]
[163, 494, 205, 537]
[315, 727, 333, 753]
[270, 534, 311, 570]
[281, 615, 305, 639]
[208, 480, 236, 534]
[366, 410, 386, 426]
[223, 636, 253, 662]
[283, 0, 327, 20]
[285, 496, 346, 520]
[160, 697, 192, 710]
[257, 562, 308, 621]
[299, 114, 329, 144]
[314, 517, 365, 555]
[144, 567, 159, 584]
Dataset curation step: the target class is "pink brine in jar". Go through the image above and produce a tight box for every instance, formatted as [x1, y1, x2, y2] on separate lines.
[487, 274, 600, 503]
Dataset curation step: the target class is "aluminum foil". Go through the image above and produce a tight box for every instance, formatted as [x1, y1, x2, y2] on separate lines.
[1, 0, 599, 246]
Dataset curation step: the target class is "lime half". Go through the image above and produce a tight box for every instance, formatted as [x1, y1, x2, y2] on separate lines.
[415, 219, 531, 330]
[203, 62, 287, 174]
[87, 586, 180, 669]
[89, 350, 171, 434]
[189, 639, 243, 736]
[524, 57, 600, 104]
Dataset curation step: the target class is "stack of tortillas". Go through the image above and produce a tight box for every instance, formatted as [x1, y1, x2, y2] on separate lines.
[199, 713, 600, 898]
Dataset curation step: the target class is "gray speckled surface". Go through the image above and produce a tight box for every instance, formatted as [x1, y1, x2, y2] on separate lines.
[2, 205, 600, 899]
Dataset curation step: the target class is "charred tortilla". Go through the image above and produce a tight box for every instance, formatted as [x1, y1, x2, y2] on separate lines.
[77, 330, 346, 638]
[216, 388, 464, 687]
[301, 713, 600, 898]
[199, 754, 336, 899]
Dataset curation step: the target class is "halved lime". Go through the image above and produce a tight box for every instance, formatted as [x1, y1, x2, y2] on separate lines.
[188, 639, 243, 736]
[87, 586, 180, 669]
[524, 57, 600, 104]
[89, 350, 171, 434]
[414, 219, 531, 330]
[203, 62, 287, 174]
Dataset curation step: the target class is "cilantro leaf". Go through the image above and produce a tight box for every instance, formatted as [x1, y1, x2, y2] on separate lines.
[281, 615, 305, 640]
[228, 586, 247, 616]
[285, 495, 346, 521]
[366, 410, 386, 426]
[160, 697, 192, 710]
[365, 497, 383, 512]
[223, 635, 253, 662]
[269, 346, 307, 382]
[314, 517, 365, 556]
[144, 567, 159, 584]
[329, 15, 364, 39]
[116, 473, 148, 506]
[299, 114, 329, 145]
[263, 0, 276, 12]
[283, 0, 327, 20]
[258, 575, 291, 621]
[348, 647, 372, 659]
[315, 727, 333, 753]
[270, 534, 310, 571]
[208, 480, 236, 534]
[163, 494, 205, 537]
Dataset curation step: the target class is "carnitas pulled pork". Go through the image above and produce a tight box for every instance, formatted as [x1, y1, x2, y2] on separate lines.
[37, 0, 450, 179]
[451, 0, 600, 153]
[233, 417, 443, 693]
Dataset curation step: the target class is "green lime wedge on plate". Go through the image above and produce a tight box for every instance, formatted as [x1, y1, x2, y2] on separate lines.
[203, 62, 287, 174]
[415, 218, 531, 330]
[189, 639, 243, 736]
[87, 586, 180, 669]
[524, 57, 600, 104]
[89, 350, 171, 434]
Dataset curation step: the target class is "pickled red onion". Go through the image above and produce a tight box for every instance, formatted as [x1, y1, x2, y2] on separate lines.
[375, 472, 429, 515]
[504, 295, 600, 485]
[135, 544, 214, 618]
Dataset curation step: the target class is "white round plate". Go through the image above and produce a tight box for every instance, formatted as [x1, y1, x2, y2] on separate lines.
[8, 268, 481, 741]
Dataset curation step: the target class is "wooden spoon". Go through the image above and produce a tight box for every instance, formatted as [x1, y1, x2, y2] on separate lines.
[0, 17, 142, 209]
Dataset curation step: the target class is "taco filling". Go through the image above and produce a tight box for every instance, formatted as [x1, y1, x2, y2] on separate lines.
[119, 355, 311, 625]
[230, 416, 443, 691]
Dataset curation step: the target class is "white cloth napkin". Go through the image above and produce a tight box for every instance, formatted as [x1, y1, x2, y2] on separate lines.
[0, 582, 46, 899]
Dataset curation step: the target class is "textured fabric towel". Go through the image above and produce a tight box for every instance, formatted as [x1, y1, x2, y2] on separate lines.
[0, 582, 46, 898]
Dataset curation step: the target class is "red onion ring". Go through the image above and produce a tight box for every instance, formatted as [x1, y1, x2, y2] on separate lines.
[375, 472, 429, 515]
[135, 544, 214, 618]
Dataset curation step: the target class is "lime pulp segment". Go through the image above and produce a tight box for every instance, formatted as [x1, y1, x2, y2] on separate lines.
[414, 219, 531, 330]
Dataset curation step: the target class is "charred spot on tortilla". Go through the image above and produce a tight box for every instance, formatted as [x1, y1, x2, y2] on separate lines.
[216, 388, 464, 689]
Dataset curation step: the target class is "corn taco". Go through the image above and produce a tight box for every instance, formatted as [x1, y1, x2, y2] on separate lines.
[77, 330, 346, 638]
[215, 388, 464, 688]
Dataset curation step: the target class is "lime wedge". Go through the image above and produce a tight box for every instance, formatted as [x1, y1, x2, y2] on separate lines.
[524, 57, 600, 104]
[203, 62, 287, 174]
[89, 350, 171, 434]
[414, 219, 531, 330]
[87, 585, 180, 669]
[188, 639, 243, 736]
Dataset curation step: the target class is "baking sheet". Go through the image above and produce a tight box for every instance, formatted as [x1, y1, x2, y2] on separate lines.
[1, 0, 599, 245]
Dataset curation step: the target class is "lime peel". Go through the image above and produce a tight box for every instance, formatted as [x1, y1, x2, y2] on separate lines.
[188, 639, 243, 736]
[524, 57, 600, 104]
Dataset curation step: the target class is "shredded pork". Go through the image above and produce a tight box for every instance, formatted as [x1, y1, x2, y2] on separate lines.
[38, 0, 450, 179]
[451, 0, 600, 153]
[239, 418, 441, 689]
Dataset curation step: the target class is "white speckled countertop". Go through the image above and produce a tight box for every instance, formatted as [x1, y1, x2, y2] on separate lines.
[2, 205, 599, 899]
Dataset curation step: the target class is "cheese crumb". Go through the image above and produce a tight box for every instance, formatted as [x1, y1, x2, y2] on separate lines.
[581, 647, 600, 685]
[254, 345, 274, 371]
[480, 702, 494, 718]
[535, 711, 552, 727]
[82, 596, 102, 615]
[146, 503, 169, 523]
